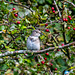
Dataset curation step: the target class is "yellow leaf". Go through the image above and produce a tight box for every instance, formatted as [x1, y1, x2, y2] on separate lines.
[39, 24, 45, 26]
[0, 40, 4, 43]
[9, 48, 15, 51]
[69, 66, 75, 70]
[41, 18, 47, 20]
[57, 37, 64, 41]
[55, 46, 58, 48]
[22, 26, 27, 29]
[16, 63, 19, 67]
[8, 31, 11, 34]
[5, 69, 13, 75]
[2, 30, 6, 33]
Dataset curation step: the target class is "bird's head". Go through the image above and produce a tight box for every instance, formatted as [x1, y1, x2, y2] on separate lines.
[31, 29, 41, 37]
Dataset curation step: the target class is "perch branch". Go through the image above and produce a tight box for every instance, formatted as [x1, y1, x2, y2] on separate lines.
[0, 41, 75, 58]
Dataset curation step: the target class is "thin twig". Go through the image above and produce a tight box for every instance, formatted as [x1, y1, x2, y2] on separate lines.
[5, 1, 33, 12]
[0, 41, 75, 58]
[49, 69, 53, 75]
[62, 1, 70, 59]
[1, 35, 19, 50]
[71, 52, 75, 55]
[36, 20, 60, 27]
[53, 0, 61, 17]
[64, 0, 75, 7]
[52, 36, 67, 57]
[0, 24, 9, 26]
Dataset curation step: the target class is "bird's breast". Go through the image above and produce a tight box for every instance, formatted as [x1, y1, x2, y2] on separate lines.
[27, 36, 40, 50]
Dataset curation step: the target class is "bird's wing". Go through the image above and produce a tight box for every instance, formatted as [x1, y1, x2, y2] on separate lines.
[29, 36, 37, 42]
[27, 36, 32, 50]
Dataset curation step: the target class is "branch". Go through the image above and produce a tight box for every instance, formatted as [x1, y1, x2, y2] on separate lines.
[52, 36, 67, 56]
[0, 42, 75, 58]
[53, 0, 61, 17]
[49, 69, 53, 75]
[71, 52, 75, 55]
[0, 23, 9, 26]
[5, 1, 33, 12]
[36, 20, 61, 28]
[64, 0, 75, 7]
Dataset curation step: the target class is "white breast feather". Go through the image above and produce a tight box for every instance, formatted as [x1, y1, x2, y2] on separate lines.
[27, 36, 40, 50]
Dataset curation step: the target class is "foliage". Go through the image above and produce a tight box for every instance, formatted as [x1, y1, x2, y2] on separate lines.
[0, 0, 75, 75]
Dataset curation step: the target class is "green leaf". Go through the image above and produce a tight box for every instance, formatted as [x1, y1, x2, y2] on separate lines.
[21, 25, 27, 30]
[25, 19, 30, 23]
[24, 59, 31, 63]
[0, 26, 5, 30]
[51, 52, 55, 57]
[0, 64, 8, 70]
[46, 0, 52, 4]
[40, 35, 45, 40]
[11, 30, 18, 34]
[58, 2, 62, 9]
[59, 66, 67, 72]
[56, 57, 66, 66]
[19, 57, 24, 64]
[37, 0, 45, 4]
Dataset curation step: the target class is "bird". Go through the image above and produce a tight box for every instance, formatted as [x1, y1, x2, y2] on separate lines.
[27, 29, 41, 61]
[27, 29, 41, 50]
